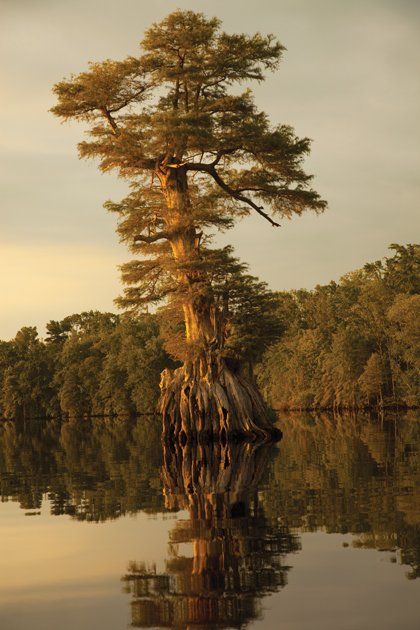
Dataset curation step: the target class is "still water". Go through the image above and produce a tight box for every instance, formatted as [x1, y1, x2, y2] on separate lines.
[0, 413, 418, 629]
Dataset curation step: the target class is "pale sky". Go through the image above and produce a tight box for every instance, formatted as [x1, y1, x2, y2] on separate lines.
[1, 0, 419, 340]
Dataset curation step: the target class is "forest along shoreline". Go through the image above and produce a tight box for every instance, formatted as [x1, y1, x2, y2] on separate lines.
[0, 244, 418, 422]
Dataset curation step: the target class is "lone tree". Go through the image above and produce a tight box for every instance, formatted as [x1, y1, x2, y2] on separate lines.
[51, 10, 326, 441]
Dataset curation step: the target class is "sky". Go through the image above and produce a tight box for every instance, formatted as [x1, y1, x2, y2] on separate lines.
[1, 0, 419, 339]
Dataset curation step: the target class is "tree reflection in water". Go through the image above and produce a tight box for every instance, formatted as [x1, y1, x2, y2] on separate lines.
[0, 412, 418, 599]
[122, 441, 300, 628]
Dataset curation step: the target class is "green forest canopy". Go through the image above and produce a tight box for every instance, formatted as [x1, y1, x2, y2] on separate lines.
[0, 244, 418, 419]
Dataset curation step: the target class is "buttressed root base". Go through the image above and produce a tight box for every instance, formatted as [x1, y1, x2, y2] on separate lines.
[159, 365, 282, 444]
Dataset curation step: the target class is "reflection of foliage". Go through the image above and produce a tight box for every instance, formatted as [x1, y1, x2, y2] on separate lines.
[123, 441, 299, 628]
[0, 412, 418, 582]
[266, 412, 420, 578]
[0, 417, 163, 518]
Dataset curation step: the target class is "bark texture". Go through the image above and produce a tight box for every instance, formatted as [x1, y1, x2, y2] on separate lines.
[158, 164, 280, 443]
[159, 356, 281, 443]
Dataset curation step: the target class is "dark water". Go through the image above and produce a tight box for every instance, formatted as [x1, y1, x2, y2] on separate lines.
[0, 413, 419, 629]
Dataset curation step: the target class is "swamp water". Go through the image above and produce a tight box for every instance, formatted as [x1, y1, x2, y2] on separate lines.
[0, 413, 419, 629]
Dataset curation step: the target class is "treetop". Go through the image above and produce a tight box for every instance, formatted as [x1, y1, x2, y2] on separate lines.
[51, 9, 326, 227]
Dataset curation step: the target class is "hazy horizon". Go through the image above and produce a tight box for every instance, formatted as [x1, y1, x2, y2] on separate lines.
[1, 0, 419, 340]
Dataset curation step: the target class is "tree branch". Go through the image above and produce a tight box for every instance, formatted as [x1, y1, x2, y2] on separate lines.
[108, 87, 150, 113]
[185, 162, 280, 227]
[101, 107, 119, 135]
[133, 231, 171, 244]
[167, 148, 240, 170]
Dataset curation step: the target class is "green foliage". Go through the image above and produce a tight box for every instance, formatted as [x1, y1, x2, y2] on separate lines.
[2, 245, 417, 417]
[257, 245, 420, 409]
[51, 9, 319, 215]
[155, 247, 283, 363]
[219, 271, 283, 366]
[1, 245, 417, 418]
[0, 312, 172, 420]
[0, 328, 58, 420]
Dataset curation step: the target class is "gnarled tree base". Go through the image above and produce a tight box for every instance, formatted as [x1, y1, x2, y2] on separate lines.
[159, 362, 282, 443]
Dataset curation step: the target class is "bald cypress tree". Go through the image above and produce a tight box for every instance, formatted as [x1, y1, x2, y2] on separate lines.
[51, 10, 326, 441]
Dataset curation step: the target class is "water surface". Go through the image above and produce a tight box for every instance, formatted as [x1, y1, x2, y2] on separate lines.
[0, 413, 419, 629]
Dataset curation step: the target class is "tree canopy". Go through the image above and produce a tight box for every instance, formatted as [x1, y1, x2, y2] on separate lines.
[0, 312, 171, 420]
[51, 9, 326, 327]
[257, 244, 420, 410]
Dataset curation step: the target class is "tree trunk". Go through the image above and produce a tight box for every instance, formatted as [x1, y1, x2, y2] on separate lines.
[159, 353, 281, 443]
[157, 163, 281, 443]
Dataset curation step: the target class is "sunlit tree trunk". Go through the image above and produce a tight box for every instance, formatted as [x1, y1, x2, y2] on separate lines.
[158, 165, 280, 443]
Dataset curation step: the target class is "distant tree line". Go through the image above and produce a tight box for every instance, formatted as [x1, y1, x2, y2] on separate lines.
[0, 244, 418, 419]
[0, 312, 171, 419]
[257, 244, 419, 410]
[0, 274, 279, 420]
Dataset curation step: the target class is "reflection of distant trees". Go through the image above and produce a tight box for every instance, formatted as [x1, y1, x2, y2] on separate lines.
[265, 412, 420, 578]
[0, 417, 163, 518]
[0, 412, 418, 579]
[123, 441, 300, 628]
